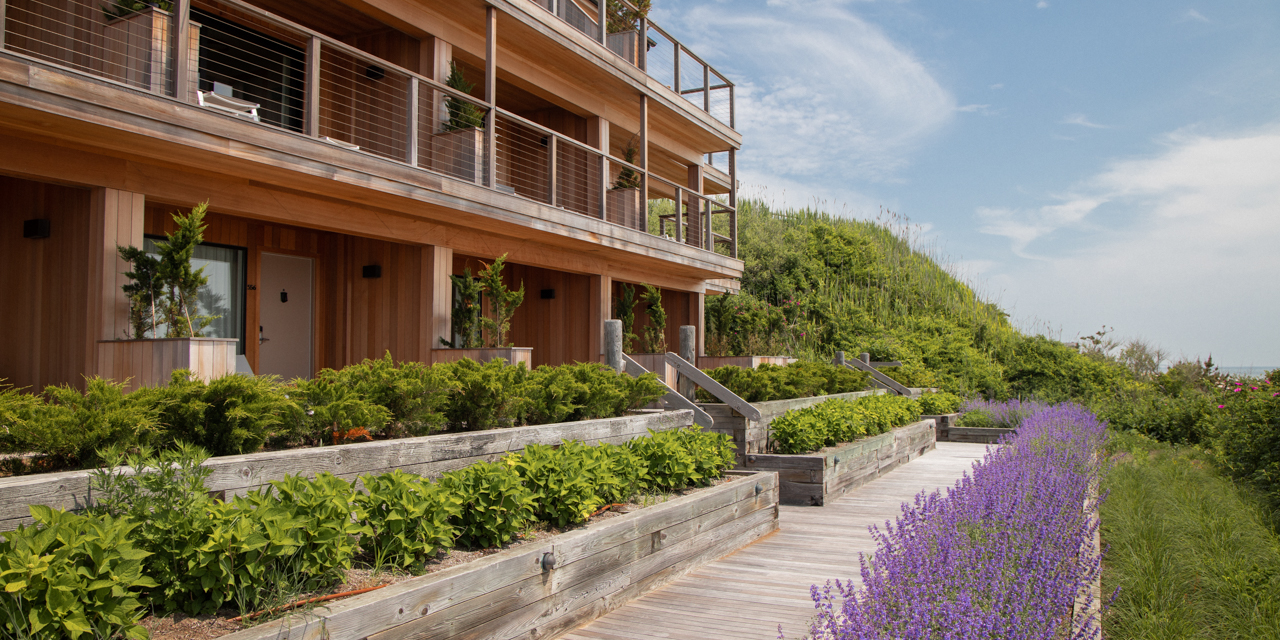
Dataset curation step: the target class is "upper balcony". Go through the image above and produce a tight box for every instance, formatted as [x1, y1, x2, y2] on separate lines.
[0, 0, 741, 260]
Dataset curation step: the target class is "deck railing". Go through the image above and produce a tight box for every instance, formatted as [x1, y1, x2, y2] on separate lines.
[532, 0, 735, 130]
[0, 0, 736, 257]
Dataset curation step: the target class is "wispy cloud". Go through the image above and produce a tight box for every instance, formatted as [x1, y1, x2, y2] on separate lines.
[664, 1, 954, 193]
[989, 83, 1004, 90]
[957, 103, 1000, 116]
[1183, 9, 1209, 23]
[1062, 113, 1108, 129]
[1036, 1, 1049, 9]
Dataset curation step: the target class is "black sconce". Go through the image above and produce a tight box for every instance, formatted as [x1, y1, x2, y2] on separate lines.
[280, 290, 288, 303]
[365, 65, 386, 81]
[363, 265, 383, 278]
[540, 288, 556, 300]
[23, 219, 50, 239]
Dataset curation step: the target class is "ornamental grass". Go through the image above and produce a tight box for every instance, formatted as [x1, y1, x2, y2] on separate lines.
[802, 403, 1106, 639]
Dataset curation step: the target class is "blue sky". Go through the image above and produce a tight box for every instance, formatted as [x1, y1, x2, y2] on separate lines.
[654, 0, 1280, 367]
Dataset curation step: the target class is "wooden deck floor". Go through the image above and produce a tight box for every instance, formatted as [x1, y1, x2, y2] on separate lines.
[561, 442, 989, 640]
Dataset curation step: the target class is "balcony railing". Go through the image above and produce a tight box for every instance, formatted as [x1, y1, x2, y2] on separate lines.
[0, 0, 737, 257]
[533, 0, 735, 129]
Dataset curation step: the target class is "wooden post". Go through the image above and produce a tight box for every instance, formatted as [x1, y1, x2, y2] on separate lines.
[729, 83, 735, 129]
[305, 36, 321, 137]
[88, 189, 145, 377]
[605, 320, 623, 372]
[673, 44, 680, 94]
[422, 245, 453, 361]
[637, 17, 647, 71]
[691, 292, 704, 356]
[406, 76, 419, 166]
[588, 274, 611, 362]
[703, 64, 710, 113]
[170, 0, 191, 100]
[673, 186, 683, 242]
[588, 116, 609, 220]
[597, 0, 606, 43]
[678, 325, 696, 401]
[729, 147, 737, 258]
[859, 352, 871, 365]
[639, 94, 648, 228]
[834, 351, 846, 367]
[547, 135, 557, 207]
[484, 7, 497, 189]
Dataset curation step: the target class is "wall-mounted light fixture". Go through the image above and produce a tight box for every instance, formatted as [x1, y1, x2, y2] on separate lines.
[23, 219, 50, 239]
[540, 288, 556, 300]
[363, 265, 383, 279]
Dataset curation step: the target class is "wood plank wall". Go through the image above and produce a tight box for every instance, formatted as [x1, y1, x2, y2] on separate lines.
[0, 176, 94, 391]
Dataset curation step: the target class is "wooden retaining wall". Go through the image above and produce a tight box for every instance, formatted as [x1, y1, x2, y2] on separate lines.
[741, 419, 936, 506]
[222, 469, 780, 640]
[0, 410, 693, 530]
[930, 414, 1013, 444]
[700, 390, 884, 466]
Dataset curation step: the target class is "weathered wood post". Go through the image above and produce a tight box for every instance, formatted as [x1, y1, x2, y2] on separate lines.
[858, 352, 871, 365]
[834, 351, 846, 367]
[605, 319, 623, 372]
[678, 325, 696, 401]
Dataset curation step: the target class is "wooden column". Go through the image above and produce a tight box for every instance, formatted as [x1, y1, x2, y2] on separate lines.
[484, 7, 497, 189]
[588, 274, 612, 362]
[587, 116, 609, 219]
[305, 36, 321, 137]
[422, 244, 453, 362]
[406, 77, 419, 166]
[0, 0, 7, 52]
[687, 163, 704, 250]
[87, 189, 145, 376]
[421, 36, 452, 132]
[637, 17, 647, 71]
[729, 147, 737, 257]
[170, 0, 190, 100]
[639, 94, 649, 228]
[689, 291, 705, 357]
[596, 0, 606, 43]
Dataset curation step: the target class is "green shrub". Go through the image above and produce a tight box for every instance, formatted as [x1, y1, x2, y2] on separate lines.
[1211, 372, 1280, 511]
[512, 441, 607, 527]
[769, 408, 830, 454]
[156, 370, 297, 456]
[314, 353, 457, 438]
[356, 470, 461, 571]
[700, 361, 869, 403]
[0, 382, 42, 457]
[593, 443, 649, 504]
[522, 363, 665, 425]
[768, 394, 921, 454]
[287, 376, 392, 446]
[16, 378, 162, 469]
[440, 359, 531, 431]
[629, 429, 699, 490]
[674, 427, 735, 485]
[243, 473, 367, 588]
[439, 460, 536, 548]
[0, 506, 156, 640]
[918, 391, 963, 416]
[956, 409, 993, 429]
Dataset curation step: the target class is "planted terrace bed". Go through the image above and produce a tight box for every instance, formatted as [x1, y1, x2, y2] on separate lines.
[700, 390, 884, 466]
[219, 469, 778, 640]
[742, 419, 936, 506]
[0, 410, 692, 529]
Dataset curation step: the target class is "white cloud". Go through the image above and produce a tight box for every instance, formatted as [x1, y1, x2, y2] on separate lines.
[1183, 9, 1209, 23]
[957, 103, 999, 116]
[978, 125, 1280, 364]
[665, 2, 954, 186]
[1036, 1, 1049, 8]
[1062, 113, 1108, 129]
[989, 83, 1004, 90]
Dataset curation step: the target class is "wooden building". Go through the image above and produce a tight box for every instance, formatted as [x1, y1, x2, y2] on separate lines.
[0, 0, 743, 390]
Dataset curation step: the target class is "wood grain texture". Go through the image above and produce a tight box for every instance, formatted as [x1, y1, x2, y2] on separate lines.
[215, 469, 778, 640]
[563, 442, 990, 640]
[0, 410, 693, 529]
[95, 338, 237, 391]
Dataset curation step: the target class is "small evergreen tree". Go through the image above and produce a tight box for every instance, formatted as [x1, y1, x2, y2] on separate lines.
[444, 61, 486, 131]
[478, 255, 524, 348]
[116, 202, 215, 339]
[641, 283, 667, 353]
[117, 246, 162, 339]
[442, 269, 484, 348]
[614, 283, 639, 353]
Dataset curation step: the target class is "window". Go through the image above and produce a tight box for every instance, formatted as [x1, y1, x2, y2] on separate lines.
[144, 238, 248, 355]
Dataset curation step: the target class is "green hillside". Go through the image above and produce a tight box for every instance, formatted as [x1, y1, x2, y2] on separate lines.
[706, 198, 1123, 400]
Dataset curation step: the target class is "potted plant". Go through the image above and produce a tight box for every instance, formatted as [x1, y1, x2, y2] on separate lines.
[102, 202, 238, 390]
[100, 0, 174, 93]
[619, 282, 669, 380]
[605, 0, 651, 64]
[431, 61, 488, 183]
[606, 139, 644, 230]
[434, 254, 532, 367]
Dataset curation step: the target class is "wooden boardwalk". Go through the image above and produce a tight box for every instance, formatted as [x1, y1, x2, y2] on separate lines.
[562, 442, 989, 640]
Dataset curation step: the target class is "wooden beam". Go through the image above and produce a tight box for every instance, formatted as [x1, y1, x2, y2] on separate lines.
[170, 0, 191, 101]
[622, 354, 713, 428]
[703, 64, 710, 113]
[689, 291, 704, 357]
[665, 352, 759, 420]
[596, 0, 606, 43]
[839, 358, 911, 396]
[423, 244, 453, 357]
[305, 36, 321, 137]
[728, 148, 737, 258]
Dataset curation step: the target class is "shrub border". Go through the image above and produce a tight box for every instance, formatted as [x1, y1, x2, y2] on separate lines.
[699, 390, 885, 465]
[0, 410, 693, 530]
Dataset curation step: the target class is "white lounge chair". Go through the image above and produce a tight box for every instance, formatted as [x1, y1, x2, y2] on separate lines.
[197, 90, 260, 122]
[322, 136, 360, 151]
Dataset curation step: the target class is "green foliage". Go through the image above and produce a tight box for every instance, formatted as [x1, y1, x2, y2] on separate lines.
[239, 473, 367, 589]
[439, 461, 536, 548]
[288, 376, 392, 446]
[444, 269, 484, 349]
[0, 382, 45, 457]
[443, 61, 485, 131]
[605, 0, 650, 34]
[0, 506, 155, 640]
[640, 283, 667, 354]
[512, 442, 607, 527]
[629, 429, 698, 491]
[478, 255, 525, 348]
[156, 370, 298, 456]
[440, 359, 531, 431]
[673, 427, 735, 485]
[356, 471, 461, 572]
[917, 391, 963, 416]
[614, 283, 639, 353]
[612, 142, 642, 190]
[13, 379, 161, 469]
[116, 245, 163, 341]
[700, 361, 869, 403]
[1211, 372, 1280, 512]
[522, 363, 665, 426]
[594, 443, 649, 504]
[704, 292, 797, 357]
[1003, 335, 1127, 403]
[117, 203, 215, 339]
[955, 409, 993, 429]
[768, 395, 921, 454]
[314, 353, 458, 438]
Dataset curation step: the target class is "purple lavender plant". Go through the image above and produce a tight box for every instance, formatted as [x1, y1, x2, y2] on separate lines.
[800, 403, 1106, 640]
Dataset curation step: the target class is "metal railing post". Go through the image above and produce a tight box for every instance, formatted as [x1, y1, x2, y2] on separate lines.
[729, 83, 735, 129]
[406, 76, 419, 166]
[304, 36, 320, 137]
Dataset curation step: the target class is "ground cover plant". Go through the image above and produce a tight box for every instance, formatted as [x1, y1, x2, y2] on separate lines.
[698, 361, 869, 403]
[0, 357, 666, 475]
[768, 394, 921, 454]
[798, 403, 1106, 639]
[1, 427, 734, 637]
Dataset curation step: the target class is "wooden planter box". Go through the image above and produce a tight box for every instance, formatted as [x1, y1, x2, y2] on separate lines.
[606, 30, 639, 64]
[96, 337, 238, 392]
[102, 7, 171, 93]
[606, 187, 642, 230]
[431, 127, 484, 184]
[222, 470, 778, 640]
[741, 419, 936, 506]
[0, 409, 693, 530]
[433, 347, 533, 368]
[698, 356, 796, 370]
[699, 390, 884, 466]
